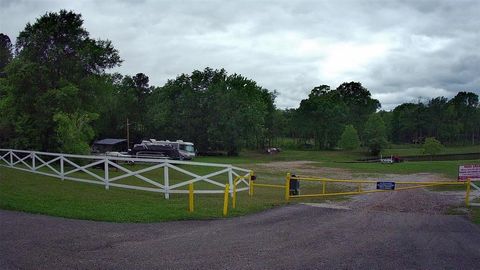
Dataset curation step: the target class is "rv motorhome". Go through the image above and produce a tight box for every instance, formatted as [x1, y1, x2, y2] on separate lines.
[141, 139, 196, 160]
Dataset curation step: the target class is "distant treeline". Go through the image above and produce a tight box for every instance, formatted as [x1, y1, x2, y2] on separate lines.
[0, 10, 479, 155]
[278, 86, 480, 150]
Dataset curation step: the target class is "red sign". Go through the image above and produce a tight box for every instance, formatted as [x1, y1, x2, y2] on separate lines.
[458, 164, 480, 181]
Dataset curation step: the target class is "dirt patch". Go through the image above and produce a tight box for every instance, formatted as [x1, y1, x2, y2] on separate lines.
[253, 161, 452, 182]
[253, 160, 352, 179]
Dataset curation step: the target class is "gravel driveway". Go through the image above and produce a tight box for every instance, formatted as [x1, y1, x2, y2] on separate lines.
[1, 188, 480, 270]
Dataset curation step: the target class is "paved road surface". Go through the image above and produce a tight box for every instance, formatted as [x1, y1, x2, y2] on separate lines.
[1, 191, 480, 269]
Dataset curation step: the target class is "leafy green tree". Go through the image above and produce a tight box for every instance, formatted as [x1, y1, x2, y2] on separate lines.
[424, 97, 449, 141]
[15, 10, 120, 80]
[391, 103, 427, 144]
[146, 68, 275, 155]
[53, 112, 98, 154]
[1, 10, 121, 152]
[449, 92, 479, 144]
[363, 113, 388, 155]
[296, 85, 347, 149]
[378, 110, 393, 141]
[0, 33, 13, 72]
[422, 137, 444, 158]
[338, 125, 360, 150]
[336, 82, 380, 136]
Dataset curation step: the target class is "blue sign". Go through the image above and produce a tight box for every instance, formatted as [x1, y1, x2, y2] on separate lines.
[377, 181, 396, 190]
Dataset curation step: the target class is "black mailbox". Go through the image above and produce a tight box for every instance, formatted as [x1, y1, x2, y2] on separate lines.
[289, 174, 300, 195]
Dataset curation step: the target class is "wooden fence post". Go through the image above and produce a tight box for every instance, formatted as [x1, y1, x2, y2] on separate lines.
[164, 165, 170, 199]
[285, 173, 291, 202]
[32, 152, 36, 171]
[223, 184, 230, 216]
[189, 182, 194, 212]
[104, 157, 109, 190]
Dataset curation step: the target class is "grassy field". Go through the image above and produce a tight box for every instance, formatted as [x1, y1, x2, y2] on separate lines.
[0, 145, 479, 223]
[200, 149, 477, 179]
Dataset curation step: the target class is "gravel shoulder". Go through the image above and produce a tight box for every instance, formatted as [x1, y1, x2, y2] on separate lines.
[2, 204, 480, 270]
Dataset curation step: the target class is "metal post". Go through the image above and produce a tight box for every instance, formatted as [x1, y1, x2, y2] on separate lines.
[104, 157, 109, 190]
[189, 183, 194, 212]
[223, 184, 230, 216]
[164, 165, 169, 199]
[358, 183, 362, 193]
[9, 150, 13, 167]
[60, 156, 64, 180]
[322, 180, 326, 194]
[285, 173, 291, 202]
[232, 178, 237, 209]
[466, 178, 471, 207]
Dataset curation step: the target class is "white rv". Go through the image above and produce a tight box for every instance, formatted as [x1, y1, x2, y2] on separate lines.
[142, 139, 196, 160]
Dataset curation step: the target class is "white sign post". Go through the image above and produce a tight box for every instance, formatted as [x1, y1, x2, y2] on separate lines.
[459, 164, 480, 207]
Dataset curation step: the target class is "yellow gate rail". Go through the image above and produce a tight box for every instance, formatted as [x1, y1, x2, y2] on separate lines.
[284, 174, 472, 207]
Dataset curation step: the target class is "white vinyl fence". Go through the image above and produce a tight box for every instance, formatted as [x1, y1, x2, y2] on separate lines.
[0, 149, 251, 199]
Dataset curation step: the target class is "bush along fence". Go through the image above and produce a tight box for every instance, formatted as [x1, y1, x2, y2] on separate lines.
[0, 149, 253, 215]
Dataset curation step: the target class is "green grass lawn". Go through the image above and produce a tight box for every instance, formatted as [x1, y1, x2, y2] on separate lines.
[319, 159, 479, 179]
[1, 145, 479, 223]
[0, 166, 286, 222]
[382, 144, 480, 156]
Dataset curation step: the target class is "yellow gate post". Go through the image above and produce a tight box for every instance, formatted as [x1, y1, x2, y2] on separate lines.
[223, 184, 230, 216]
[322, 180, 326, 194]
[188, 183, 194, 212]
[232, 178, 238, 209]
[285, 173, 291, 202]
[466, 178, 471, 207]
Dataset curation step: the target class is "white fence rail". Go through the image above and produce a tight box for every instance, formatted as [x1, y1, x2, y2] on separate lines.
[0, 149, 251, 198]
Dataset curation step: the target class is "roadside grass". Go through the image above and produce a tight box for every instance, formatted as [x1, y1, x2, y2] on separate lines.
[472, 205, 480, 224]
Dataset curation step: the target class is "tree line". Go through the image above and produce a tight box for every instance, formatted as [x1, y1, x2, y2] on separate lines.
[0, 10, 479, 156]
[277, 84, 480, 154]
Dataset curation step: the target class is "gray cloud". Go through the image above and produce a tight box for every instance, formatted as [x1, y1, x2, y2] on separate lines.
[1, 0, 479, 110]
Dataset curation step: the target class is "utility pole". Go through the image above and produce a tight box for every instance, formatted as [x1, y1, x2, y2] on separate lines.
[126, 118, 130, 150]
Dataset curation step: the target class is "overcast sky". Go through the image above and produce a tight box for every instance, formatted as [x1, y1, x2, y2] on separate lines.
[1, 0, 479, 110]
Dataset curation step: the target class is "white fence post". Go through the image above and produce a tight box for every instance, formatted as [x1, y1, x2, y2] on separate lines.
[60, 155, 64, 181]
[9, 150, 13, 167]
[104, 157, 109, 190]
[164, 164, 169, 199]
[32, 152, 36, 171]
[228, 166, 233, 198]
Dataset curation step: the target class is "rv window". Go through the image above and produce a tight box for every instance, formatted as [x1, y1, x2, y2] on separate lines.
[180, 145, 195, 153]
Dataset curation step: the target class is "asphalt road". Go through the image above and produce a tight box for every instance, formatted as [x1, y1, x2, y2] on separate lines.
[1, 195, 480, 270]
